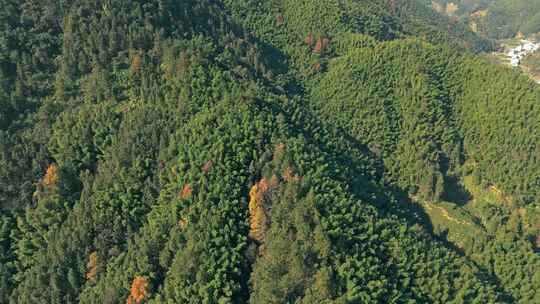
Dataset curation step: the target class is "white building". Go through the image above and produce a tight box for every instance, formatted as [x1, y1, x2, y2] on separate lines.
[507, 40, 540, 67]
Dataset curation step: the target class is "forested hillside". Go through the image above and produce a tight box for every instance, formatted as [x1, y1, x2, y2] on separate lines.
[1, 0, 539, 303]
[430, 0, 540, 39]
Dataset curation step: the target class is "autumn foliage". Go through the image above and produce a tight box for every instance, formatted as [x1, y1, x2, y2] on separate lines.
[179, 217, 188, 230]
[126, 276, 149, 304]
[446, 2, 458, 16]
[249, 181, 267, 243]
[181, 183, 192, 199]
[131, 53, 142, 74]
[85, 251, 99, 282]
[314, 37, 331, 54]
[42, 164, 60, 187]
[201, 160, 213, 174]
[282, 167, 301, 182]
[276, 14, 284, 25]
[306, 33, 331, 54]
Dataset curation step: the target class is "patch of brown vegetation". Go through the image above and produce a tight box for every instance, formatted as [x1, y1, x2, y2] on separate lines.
[181, 183, 192, 199]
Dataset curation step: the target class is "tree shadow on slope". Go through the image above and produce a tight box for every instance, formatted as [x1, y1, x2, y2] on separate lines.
[266, 83, 515, 300]
[241, 23, 514, 300]
[442, 175, 472, 206]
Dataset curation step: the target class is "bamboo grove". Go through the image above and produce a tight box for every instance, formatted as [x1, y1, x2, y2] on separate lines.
[1, 0, 539, 303]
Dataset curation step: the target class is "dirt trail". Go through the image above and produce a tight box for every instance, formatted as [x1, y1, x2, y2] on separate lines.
[410, 195, 473, 227]
[423, 201, 472, 226]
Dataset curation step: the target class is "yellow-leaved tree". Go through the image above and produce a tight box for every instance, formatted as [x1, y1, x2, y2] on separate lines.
[249, 180, 267, 243]
[446, 2, 458, 16]
[42, 164, 60, 187]
[85, 251, 99, 282]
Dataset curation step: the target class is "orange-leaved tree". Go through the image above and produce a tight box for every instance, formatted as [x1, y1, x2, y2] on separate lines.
[248, 177, 280, 243]
[126, 276, 149, 304]
[42, 164, 60, 187]
[313, 37, 330, 54]
[180, 183, 192, 199]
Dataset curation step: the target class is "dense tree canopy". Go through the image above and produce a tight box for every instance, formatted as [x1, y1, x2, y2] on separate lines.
[0, 0, 539, 303]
